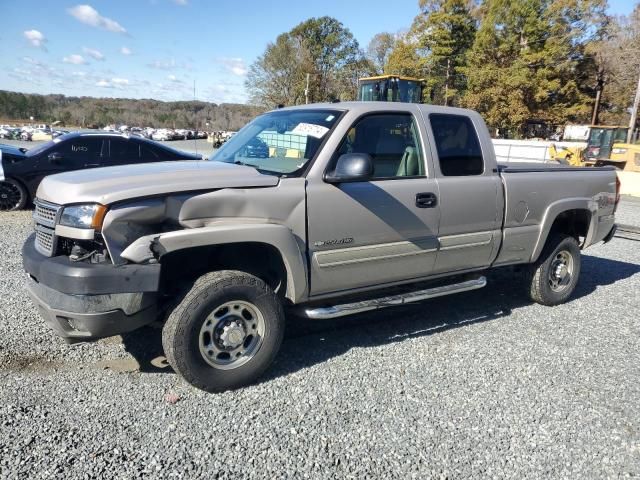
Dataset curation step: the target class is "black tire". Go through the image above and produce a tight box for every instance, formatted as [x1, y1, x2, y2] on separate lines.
[526, 234, 581, 306]
[0, 178, 28, 211]
[162, 270, 285, 392]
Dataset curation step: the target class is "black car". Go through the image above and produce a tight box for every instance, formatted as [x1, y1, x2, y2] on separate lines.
[0, 132, 202, 211]
[242, 137, 269, 158]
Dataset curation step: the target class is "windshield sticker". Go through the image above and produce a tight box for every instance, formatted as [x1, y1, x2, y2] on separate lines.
[325, 115, 335, 121]
[291, 123, 329, 139]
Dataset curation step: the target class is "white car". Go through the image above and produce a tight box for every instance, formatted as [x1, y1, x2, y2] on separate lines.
[152, 129, 172, 141]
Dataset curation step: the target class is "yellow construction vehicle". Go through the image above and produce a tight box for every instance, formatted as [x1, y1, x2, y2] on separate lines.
[357, 75, 424, 103]
[583, 126, 628, 164]
[608, 143, 640, 172]
[548, 125, 640, 171]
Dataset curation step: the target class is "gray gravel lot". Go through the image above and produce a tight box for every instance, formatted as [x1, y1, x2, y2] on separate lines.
[0, 201, 639, 479]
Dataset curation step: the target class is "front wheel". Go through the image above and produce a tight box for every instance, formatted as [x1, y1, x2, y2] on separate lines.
[162, 270, 285, 392]
[0, 179, 28, 211]
[526, 234, 581, 306]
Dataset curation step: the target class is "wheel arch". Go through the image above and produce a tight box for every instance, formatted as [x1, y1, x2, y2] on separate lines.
[531, 199, 596, 262]
[122, 223, 308, 302]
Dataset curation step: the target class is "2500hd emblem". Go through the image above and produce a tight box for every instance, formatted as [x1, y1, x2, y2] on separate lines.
[314, 237, 354, 248]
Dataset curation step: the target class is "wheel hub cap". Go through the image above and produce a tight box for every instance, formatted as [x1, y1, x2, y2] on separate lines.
[549, 250, 574, 292]
[219, 321, 246, 348]
[198, 300, 266, 370]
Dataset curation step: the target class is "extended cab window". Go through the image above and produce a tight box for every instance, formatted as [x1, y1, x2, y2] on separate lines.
[334, 113, 424, 179]
[430, 114, 483, 176]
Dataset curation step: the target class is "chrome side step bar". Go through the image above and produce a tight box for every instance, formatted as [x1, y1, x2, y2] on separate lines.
[301, 276, 487, 319]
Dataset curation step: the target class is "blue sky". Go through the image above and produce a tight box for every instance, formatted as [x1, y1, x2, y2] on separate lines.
[0, 0, 636, 104]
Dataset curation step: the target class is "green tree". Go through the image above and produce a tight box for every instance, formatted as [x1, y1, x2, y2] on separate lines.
[462, 0, 608, 137]
[412, 0, 477, 106]
[245, 33, 307, 107]
[385, 37, 422, 78]
[246, 16, 369, 105]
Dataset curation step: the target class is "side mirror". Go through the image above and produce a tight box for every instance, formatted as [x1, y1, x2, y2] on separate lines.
[48, 152, 62, 164]
[325, 153, 373, 184]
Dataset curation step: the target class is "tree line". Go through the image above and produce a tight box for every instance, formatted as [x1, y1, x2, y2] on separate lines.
[0, 90, 261, 131]
[246, 1, 640, 137]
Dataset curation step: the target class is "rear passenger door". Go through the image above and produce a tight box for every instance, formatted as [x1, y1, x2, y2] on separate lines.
[426, 113, 503, 273]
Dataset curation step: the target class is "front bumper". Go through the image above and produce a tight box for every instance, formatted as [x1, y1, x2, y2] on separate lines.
[23, 234, 161, 343]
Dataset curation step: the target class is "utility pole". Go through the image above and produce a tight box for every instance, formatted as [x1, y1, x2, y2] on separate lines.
[591, 69, 605, 125]
[305, 73, 310, 105]
[444, 58, 450, 107]
[628, 67, 640, 144]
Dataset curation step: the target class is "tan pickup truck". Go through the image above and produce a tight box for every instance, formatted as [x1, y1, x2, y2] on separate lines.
[23, 102, 619, 392]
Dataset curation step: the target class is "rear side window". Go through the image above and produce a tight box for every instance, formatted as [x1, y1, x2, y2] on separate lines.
[430, 114, 483, 176]
[140, 145, 161, 161]
[110, 139, 140, 163]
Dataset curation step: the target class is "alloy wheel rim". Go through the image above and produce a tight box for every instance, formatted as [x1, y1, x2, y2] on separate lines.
[198, 300, 265, 370]
[548, 250, 574, 292]
[0, 182, 22, 211]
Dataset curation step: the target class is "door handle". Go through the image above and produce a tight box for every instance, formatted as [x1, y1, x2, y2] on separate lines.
[415, 192, 437, 208]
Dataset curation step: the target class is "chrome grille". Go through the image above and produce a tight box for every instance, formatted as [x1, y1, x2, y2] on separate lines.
[33, 200, 61, 228]
[33, 199, 61, 256]
[35, 225, 56, 256]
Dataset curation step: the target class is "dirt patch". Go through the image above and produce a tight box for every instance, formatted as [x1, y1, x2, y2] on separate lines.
[0, 355, 65, 373]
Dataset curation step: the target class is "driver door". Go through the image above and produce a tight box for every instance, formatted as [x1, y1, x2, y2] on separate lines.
[306, 112, 441, 295]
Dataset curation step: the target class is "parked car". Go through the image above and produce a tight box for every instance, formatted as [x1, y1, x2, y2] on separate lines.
[152, 129, 172, 141]
[0, 132, 202, 210]
[21, 103, 618, 392]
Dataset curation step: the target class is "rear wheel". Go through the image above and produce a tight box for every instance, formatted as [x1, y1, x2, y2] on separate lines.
[0, 179, 27, 211]
[526, 234, 581, 306]
[162, 270, 285, 392]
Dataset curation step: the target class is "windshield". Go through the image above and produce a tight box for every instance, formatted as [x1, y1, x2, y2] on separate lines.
[211, 109, 341, 174]
[26, 138, 59, 156]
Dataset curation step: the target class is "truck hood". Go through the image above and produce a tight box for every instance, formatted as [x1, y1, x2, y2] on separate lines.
[36, 160, 280, 205]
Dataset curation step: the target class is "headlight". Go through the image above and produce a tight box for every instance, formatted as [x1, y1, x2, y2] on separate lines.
[59, 204, 107, 230]
[612, 148, 627, 155]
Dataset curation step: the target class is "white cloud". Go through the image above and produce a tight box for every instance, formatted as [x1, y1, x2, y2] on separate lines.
[96, 80, 112, 88]
[63, 54, 87, 65]
[148, 58, 176, 70]
[67, 5, 127, 34]
[120, 46, 132, 55]
[22, 56, 43, 66]
[23, 30, 47, 49]
[83, 47, 105, 61]
[167, 74, 183, 83]
[111, 78, 129, 85]
[218, 57, 248, 76]
[72, 71, 88, 77]
[173, 0, 188, 4]
[206, 83, 246, 104]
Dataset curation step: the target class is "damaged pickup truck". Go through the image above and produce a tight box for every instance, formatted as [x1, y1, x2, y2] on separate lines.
[23, 103, 619, 392]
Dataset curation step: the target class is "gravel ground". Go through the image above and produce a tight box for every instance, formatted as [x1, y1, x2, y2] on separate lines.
[0, 201, 639, 479]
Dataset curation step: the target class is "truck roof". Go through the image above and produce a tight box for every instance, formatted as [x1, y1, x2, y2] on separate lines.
[277, 101, 479, 117]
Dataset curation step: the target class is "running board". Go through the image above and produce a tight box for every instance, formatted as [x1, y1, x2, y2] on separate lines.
[301, 276, 487, 320]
